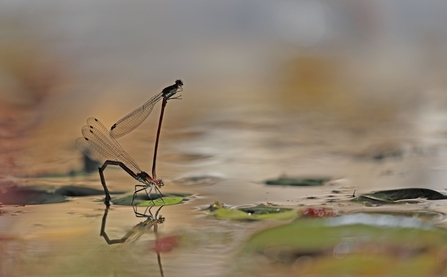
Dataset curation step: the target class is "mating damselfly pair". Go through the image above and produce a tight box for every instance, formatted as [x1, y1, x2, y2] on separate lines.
[76, 80, 183, 206]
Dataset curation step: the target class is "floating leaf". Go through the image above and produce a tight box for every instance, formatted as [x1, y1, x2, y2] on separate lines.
[240, 214, 447, 275]
[112, 193, 188, 206]
[215, 209, 257, 221]
[0, 184, 129, 205]
[353, 188, 447, 206]
[211, 203, 296, 221]
[265, 176, 330, 186]
[238, 204, 292, 215]
[136, 197, 184, 206]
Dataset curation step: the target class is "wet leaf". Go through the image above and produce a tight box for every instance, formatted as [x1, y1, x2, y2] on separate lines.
[0, 184, 129, 205]
[111, 193, 187, 206]
[265, 176, 330, 186]
[353, 188, 447, 206]
[212, 203, 296, 221]
[136, 197, 184, 206]
[214, 209, 256, 221]
[242, 214, 447, 275]
[238, 204, 292, 215]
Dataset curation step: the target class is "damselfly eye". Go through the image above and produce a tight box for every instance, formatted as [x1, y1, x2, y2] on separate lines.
[175, 79, 183, 86]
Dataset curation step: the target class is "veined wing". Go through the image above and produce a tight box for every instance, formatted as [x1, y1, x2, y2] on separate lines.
[110, 92, 164, 138]
[76, 117, 142, 173]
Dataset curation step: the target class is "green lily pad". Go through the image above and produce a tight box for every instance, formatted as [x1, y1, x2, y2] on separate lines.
[211, 203, 296, 221]
[111, 193, 188, 206]
[240, 214, 447, 275]
[136, 197, 184, 206]
[265, 176, 330, 186]
[0, 185, 108, 205]
[353, 188, 447, 206]
[238, 204, 292, 215]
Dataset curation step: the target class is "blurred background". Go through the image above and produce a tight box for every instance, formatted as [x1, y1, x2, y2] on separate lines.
[0, 0, 447, 187]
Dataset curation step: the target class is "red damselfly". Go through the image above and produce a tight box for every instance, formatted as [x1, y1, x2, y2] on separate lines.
[110, 80, 183, 180]
[76, 117, 163, 206]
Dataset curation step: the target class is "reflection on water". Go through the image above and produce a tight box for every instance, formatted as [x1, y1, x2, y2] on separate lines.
[2, 1, 447, 276]
[101, 205, 167, 277]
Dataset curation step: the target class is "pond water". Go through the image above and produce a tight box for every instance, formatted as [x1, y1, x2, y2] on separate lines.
[2, 1, 447, 276]
[3, 101, 447, 276]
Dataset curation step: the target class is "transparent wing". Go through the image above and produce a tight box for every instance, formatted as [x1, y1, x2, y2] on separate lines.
[75, 137, 109, 164]
[110, 92, 163, 138]
[75, 117, 142, 173]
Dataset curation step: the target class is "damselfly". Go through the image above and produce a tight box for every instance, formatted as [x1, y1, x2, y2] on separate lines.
[110, 80, 183, 180]
[100, 206, 165, 245]
[100, 205, 166, 277]
[76, 117, 163, 206]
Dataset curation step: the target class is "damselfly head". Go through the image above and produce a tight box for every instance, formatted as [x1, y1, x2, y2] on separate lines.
[175, 79, 183, 87]
[154, 179, 164, 188]
[157, 216, 166, 224]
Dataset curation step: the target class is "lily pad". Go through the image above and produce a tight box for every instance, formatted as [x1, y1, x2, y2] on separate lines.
[238, 204, 292, 215]
[265, 176, 330, 186]
[136, 197, 184, 206]
[112, 193, 188, 206]
[353, 188, 447, 206]
[211, 203, 296, 221]
[0, 185, 124, 205]
[240, 214, 447, 275]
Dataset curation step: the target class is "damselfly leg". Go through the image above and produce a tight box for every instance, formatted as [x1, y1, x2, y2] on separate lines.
[132, 182, 166, 206]
[132, 205, 164, 219]
[98, 160, 139, 205]
[76, 117, 164, 206]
